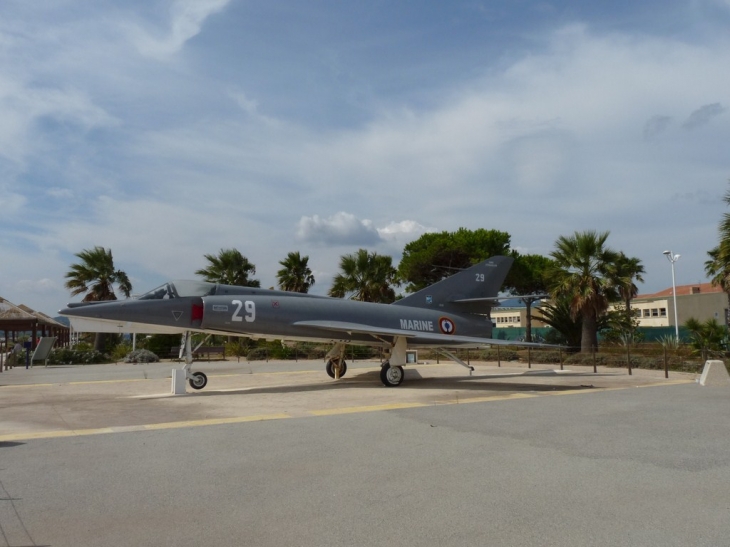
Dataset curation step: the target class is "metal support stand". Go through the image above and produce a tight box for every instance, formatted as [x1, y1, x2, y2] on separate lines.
[438, 349, 474, 375]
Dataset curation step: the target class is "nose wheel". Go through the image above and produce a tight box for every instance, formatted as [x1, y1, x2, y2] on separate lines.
[188, 371, 208, 390]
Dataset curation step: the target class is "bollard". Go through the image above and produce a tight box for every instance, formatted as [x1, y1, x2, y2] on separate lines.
[559, 347, 563, 371]
[592, 347, 597, 373]
[171, 369, 187, 394]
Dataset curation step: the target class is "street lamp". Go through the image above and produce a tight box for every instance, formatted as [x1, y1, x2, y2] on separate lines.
[663, 250, 681, 342]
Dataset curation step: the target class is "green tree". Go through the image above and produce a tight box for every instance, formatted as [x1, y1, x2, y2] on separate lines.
[610, 252, 645, 325]
[64, 246, 132, 352]
[602, 304, 643, 345]
[196, 248, 260, 287]
[277, 251, 315, 293]
[329, 249, 398, 303]
[548, 230, 620, 353]
[535, 297, 582, 349]
[684, 317, 727, 361]
[508, 254, 554, 342]
[705, 182, 730, 316]
[398, 228, 512, 292]
[705, 247, 730, 314]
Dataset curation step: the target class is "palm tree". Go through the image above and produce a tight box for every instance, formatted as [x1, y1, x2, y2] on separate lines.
[65, 246, 132, 351]
[329, 249, 398, 303]
[196, 248, 260, 287]
[548, 231, 620, 353]
[535, 297, 582, 349]
[705, 246, 730, 314]
[277, 252, 315, 293]
[705, 182, 730, 316]
[684, 317, 727, 361]
[611, 252, 645, 325]
[65, 247, 132, 301]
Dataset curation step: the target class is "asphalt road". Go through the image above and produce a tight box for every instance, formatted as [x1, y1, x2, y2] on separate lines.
[0, 360, 728, 546]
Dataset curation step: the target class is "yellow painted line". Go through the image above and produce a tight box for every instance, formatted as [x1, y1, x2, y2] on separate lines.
[311, 402, 428, 415]
[142, 413, 291, 430]
[443, 392, 538, 404]
[69, 378, 149, 385]
[0, 383, 54, 389]
[540, 378, 695, 397]
[0, 413, 291, 442]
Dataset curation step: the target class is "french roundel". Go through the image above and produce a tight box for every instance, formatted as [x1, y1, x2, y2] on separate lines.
[439, 317, 455, 335]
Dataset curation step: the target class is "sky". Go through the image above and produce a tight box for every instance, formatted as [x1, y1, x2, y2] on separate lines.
[1, 0, 729, 316]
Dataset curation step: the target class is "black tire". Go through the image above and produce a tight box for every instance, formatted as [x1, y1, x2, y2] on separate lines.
[189, 371, 208, 390]
[379, 363, 404, 387]
[325, 359, 347, 379]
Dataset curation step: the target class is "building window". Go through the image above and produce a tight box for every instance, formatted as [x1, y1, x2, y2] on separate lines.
[660, 308, 667, 317]
[643, 309, 651, 318]
[651, 309, 659, 317]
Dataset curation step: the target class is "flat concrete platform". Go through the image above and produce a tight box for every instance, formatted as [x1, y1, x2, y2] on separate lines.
[0, 359, 694, 440]
[2, 359, 729, 547]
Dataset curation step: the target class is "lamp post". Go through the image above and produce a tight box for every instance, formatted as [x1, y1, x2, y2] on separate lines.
[663, 250, 680, 342]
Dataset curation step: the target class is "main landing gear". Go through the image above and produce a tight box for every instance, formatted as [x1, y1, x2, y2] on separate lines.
[324, 339, 406, 387]
[379, 361, 404, 387]
[324, 343, 348, 380]
[325, 359, 347, 379]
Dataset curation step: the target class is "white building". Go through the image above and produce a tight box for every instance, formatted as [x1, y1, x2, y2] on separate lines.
[492, 283, 728, 329]
[629, 282, 727, 328]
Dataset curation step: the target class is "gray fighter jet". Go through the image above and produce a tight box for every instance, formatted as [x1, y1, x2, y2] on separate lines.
[60, 255, 547, 389]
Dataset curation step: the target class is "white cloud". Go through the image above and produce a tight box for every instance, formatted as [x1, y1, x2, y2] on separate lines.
[15, 278, 59, 295]
[297, 212, 381, 246]
[0, 77, 116, 166]
[377, 220, 435, 241]
[128, 0, 231, 60]
[1, 6, 730, 314]
[0, 189, 27, 215]
[46, 187, 75, 200]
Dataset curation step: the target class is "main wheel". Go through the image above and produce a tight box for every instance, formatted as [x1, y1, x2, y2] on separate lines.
[380, 363, 404, 387]
[325, 359, 348, 379]
[189, 371, 208, 390]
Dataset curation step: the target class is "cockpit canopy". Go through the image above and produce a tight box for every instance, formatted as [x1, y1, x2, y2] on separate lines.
[137, 280, 328, 301]
[137, 280, 217, 300]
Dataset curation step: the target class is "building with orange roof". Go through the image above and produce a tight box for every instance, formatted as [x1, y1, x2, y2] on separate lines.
[626, 282, 727, 328]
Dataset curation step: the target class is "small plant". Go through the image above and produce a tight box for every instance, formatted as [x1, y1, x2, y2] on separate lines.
[124, 349, 160, 363]
[658, 335, 679, 351]
[246, 348, 269, 361]
[111, 343, 133, 362]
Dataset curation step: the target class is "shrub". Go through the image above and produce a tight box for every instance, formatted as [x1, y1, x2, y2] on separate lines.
[111, 343, 133, 362]
[48, 348, 108, 365]
[124, 349, 160, 363]
[246, 348, 269, 361]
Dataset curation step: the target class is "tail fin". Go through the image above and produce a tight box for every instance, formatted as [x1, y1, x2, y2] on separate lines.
[393, 255, 513, 314]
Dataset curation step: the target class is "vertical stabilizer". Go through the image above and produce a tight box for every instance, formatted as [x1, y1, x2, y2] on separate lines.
[393, 256, 513, 314]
